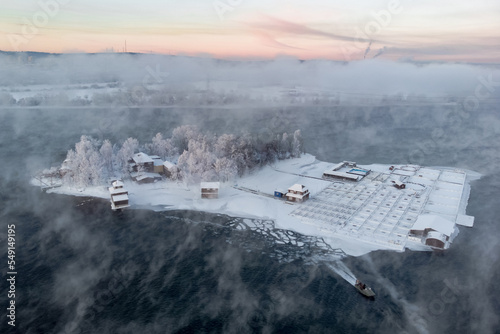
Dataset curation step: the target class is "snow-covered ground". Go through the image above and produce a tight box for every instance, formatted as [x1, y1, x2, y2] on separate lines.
[32, 154, 480, 257]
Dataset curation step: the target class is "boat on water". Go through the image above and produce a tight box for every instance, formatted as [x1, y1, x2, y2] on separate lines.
[355, 279, 375, 298]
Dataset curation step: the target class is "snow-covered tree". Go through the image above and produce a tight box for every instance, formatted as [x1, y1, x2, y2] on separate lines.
[214, 134, 236, 158]
[236, 134, 259, 172]
[172, 125, 198, 154]
[117, 137, 139, 174]
[63, 135, 103, 186]
[87, 150, 103, 185]
[63, 149, 77, 184]
[292, 129, 303, 158]
[57, 126, 305, 186]
[177, 137, 216, 182]
[99, 139, 114, 174]
[146, 133, 176, 159]
[277, 133, 287, 159]
[214, 157, 237, 182]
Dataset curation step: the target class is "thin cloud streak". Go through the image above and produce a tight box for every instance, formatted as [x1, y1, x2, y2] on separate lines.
[0, 1, 499, 62]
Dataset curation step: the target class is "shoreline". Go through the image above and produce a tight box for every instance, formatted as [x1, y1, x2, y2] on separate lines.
[31, 154, 481, 257]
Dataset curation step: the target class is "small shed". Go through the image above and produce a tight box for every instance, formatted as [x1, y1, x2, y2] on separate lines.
[201, 182, 220, 199]
[393, 180, 406, 189]
[163, 160, 178, 178]
[274, 190, 286, 198]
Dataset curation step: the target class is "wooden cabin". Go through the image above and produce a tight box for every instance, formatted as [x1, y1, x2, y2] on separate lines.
[201, 182, 219, 199]
[109, 180, 130, 210]
[163, 160, 178, 178]
[150, 156, 165, 174]
[129, 152, 154, 173]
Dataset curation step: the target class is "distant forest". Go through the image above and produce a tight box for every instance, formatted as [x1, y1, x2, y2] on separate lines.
[0, 85, 345, 107]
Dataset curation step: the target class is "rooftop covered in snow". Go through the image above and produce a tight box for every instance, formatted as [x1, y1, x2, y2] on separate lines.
[411, 215, 457, 237]
[163, 161, 175, 169]
[201, 182, 220, 189]
[112, 180, 124, 188]
[132, 152, 154, 164]
[288, 184, 308, 193]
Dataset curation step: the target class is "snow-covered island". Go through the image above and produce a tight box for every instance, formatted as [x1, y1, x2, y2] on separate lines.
[31, 128, 479, 257]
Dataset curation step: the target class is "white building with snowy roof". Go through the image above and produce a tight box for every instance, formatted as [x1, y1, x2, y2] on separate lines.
[108, 180, 130, 210]
[322, 161, 370, 181]
[129, 152, 154, 172]
[286, 184, 310, 203]
[408, 215, 459, 250]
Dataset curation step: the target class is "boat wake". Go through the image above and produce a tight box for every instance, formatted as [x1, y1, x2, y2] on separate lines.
[323, 261, 357, 286]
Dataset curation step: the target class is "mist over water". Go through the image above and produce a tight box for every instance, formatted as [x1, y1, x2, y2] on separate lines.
[0, 60, 499, 333]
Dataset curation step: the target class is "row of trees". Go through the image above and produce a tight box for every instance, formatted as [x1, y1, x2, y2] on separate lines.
[1, 89, 332, 107]
[61, 125, 304, 186]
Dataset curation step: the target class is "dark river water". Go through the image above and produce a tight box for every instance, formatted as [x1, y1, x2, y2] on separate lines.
[0, 104, 499, 334]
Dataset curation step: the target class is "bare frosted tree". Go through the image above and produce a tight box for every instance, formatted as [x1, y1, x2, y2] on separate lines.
[63, 135, 103, 186]
[100, 139, 114, 174]
[117, 137, 139, 174]
[292, 129, 303, 158]
[215, 157, 237, 182]
[58, 126, 304, 186]
[172, 125, 198, 154]
[147, 133, 176, 160]
[214, 134, 236, 158]
[177, 137, 216, 182]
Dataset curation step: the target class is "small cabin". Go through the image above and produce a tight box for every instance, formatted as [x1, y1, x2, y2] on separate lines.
[163, 160, 178, 178]
[201, 182, 219, 199]
[129, 152, 154, 173]
[392, 180, 406, 189]
[286, 184, 310, 203]
[108, 180, 130, 210]
[150, 156, 164, 174]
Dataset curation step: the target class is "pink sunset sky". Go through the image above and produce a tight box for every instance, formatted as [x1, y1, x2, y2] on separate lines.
[1, 0, 499, 62]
